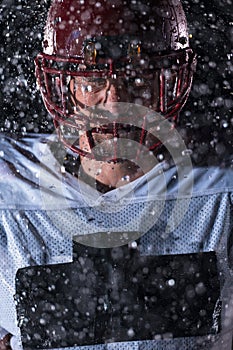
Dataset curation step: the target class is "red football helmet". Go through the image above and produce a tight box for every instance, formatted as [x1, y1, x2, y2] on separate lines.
[35, 0, 196, 161]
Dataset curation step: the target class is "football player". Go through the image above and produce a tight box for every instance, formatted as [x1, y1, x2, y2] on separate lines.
[0, 1, 233, 350]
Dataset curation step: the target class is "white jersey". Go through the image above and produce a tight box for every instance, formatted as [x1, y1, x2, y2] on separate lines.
[0, 133, 233, 350]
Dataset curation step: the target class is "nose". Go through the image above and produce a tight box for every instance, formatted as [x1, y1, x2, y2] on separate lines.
[106, 79, 127, 103]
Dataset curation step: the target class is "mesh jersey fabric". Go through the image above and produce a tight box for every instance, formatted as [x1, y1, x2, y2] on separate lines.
[0, 133, 233, 350]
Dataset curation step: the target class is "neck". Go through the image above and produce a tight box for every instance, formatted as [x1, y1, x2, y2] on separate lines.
[79, 157, 149, 189]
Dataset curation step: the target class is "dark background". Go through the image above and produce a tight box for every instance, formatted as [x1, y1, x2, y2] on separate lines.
[0, 0, 233, 162]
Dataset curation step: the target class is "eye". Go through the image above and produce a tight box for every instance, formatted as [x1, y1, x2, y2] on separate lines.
[84, 77, 107, 87]
[134, 77, 145, 87]
[125, 77, 147, 88]
[71, 77, 108, 94]
[81, 77, 108, 93]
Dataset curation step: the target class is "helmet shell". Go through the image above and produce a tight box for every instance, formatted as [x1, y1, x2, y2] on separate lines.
[43, 0, 190, 58]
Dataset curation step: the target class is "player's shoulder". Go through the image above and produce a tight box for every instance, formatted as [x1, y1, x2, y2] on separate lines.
[0, 133, 77, 209]
[0, 133, 232, 207]
[132, 157, 233, 200]
[0, 133, 53, 179]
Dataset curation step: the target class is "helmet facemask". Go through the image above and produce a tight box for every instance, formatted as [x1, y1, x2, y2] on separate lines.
[35, 40, 196, 161]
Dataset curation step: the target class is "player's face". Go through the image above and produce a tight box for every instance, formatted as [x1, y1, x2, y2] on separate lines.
[68, 73, 162, 160]
[69, 77, 124, 106]
[68, 73, 159, 110]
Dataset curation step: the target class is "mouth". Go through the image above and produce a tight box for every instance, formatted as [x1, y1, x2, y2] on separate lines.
[55, 103, 169, 161]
